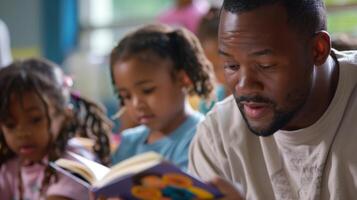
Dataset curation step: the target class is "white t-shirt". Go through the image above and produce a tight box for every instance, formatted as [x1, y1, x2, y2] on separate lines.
[189, 50, 357, 200]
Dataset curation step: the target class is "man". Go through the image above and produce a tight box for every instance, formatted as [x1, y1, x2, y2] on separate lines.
[189, 0, 357, 199]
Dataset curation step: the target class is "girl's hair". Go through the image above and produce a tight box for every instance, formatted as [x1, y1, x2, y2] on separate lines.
[0, 58, 112, 195]
[110, 23, 214, 105]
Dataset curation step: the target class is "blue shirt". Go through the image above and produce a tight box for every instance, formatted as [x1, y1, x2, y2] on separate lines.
[111, 110, 204, 171]
[199, 84, 227, 114]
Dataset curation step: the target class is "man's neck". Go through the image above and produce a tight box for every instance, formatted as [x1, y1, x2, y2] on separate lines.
[284, 54, 339, 130]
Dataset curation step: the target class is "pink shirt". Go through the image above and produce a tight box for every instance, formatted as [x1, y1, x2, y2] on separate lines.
[157, 0, 209, 33]
[0, 150, 89, 200]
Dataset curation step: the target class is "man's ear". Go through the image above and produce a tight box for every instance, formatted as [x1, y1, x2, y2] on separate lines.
[312, 31, 331, 66]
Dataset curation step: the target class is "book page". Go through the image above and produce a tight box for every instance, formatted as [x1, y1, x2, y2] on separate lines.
[54, 158, 96, 184]
[68, 152, 110, 182]
[94, 159, 162, 188]
[94, 152, 163, 187]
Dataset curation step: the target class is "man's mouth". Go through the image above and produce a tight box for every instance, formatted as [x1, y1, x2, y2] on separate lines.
[242, 102, 271, 120]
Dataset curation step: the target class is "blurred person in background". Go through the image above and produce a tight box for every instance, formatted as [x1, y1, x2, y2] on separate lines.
[157, 0, 209, 34]
[0, 19, 12, 68]
[196, 7, 231, 114]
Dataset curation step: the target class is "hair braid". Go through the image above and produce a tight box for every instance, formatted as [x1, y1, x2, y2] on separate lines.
[70, 93, 112, 165]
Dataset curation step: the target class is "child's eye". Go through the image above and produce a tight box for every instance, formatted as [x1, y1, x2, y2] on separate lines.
[31, 116, 43, 124]
[224, 63, 240, 72]
[120, 94, 131, 101]
[3, 122, 16, 130]
[142, 87, 156, 95]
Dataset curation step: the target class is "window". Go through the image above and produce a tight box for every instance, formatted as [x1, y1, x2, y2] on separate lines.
[326, 0, 357, 36]
[79, 0, 174, 55]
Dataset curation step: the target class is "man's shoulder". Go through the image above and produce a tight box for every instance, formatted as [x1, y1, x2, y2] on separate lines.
[205, 95, 241, 123]
[208, 95, 237, 114]
[198, 95, 252, 142]
[336, 50, 357, 71]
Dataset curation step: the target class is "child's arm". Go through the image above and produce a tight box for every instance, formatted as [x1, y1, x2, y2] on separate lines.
[46, 171, 90, 199]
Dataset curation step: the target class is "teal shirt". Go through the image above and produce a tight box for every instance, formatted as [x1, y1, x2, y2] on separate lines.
[199, 84, 227, 114]
[111, 111, 204, 171]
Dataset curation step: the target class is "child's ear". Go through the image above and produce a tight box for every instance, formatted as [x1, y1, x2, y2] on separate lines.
[177, 70, 192, 88]
[312, 31, 331, 66]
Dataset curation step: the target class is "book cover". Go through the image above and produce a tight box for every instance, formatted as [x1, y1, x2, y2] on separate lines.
[50, 152, 223, 199]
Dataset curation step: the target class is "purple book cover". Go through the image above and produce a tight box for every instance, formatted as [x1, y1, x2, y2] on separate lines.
[92, 162, 223, 199]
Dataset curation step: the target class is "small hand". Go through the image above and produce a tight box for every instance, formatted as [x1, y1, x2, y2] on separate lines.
[209, 177, 245, 200]
[89, 192, 122, 200]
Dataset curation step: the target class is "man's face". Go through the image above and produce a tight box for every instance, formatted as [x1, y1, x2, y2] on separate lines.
[219, 4, 315, 136]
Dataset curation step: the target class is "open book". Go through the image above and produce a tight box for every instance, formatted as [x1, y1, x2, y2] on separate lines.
[50, 151, 223, 199]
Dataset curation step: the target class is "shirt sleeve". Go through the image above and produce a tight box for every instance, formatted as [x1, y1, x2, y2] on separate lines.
[46, 173, 89, 200]
[188, 119, 226, 181]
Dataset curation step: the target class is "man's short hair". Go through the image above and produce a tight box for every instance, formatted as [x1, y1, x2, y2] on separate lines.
[222, 0, 327, 38]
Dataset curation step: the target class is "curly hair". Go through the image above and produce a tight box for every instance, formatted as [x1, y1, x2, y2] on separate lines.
[0, 58, 112, 198]
[109, 23, 214, 105]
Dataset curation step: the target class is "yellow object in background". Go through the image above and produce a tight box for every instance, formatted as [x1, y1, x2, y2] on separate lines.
[188, 95, 200, 111]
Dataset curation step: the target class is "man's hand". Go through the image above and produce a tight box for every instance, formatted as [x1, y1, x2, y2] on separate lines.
[210, 177, 244, 200]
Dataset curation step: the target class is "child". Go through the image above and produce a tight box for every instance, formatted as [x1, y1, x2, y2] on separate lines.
[0, 58, 112, 200]
[196, 7, 231, 114]
[157, 0, 209, 34]
[110, 24, 214, 171]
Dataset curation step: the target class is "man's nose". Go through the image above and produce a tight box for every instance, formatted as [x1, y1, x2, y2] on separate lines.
[235, 66, 263, 94]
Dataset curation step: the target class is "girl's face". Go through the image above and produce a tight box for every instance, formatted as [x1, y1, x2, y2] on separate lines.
[0, 91, 65, 163]
[113, 54, 187, 134]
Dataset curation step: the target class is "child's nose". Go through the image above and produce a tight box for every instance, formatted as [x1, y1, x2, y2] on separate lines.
[132, 96, 145, 109]
[15, 126, 32, 138]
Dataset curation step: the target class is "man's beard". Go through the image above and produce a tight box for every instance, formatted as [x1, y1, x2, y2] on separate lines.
[235, 95, 303, 137]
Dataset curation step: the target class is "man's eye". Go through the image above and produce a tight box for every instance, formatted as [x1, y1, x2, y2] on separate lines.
[258, 63, 276, 69]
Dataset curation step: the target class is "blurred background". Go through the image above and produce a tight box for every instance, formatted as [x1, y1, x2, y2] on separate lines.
[0, 0, 356, 131]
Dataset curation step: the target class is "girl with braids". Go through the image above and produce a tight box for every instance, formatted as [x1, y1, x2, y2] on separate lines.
[0, 58, 112, 200]
[110, 23, 214, 171]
